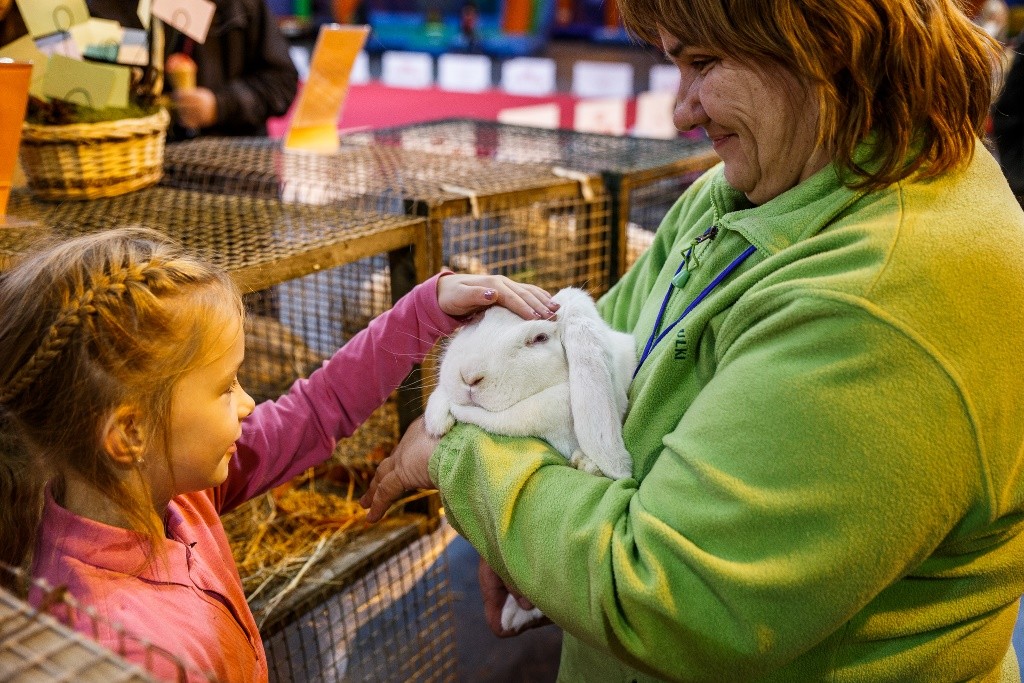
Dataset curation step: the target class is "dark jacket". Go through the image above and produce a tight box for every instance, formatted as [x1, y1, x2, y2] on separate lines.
[993, 49, 1024, 196]
[87, 0, 298, 139]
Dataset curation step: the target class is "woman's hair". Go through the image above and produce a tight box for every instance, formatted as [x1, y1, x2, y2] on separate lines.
[619, 0, 1002, 190]
[0, 228, 242, 575]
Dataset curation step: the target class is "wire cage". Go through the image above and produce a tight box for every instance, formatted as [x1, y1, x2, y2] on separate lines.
[5, 187, 430, 407]
[2, 188, 458, 681]
[258, 520, 459, 682]
[0, 563, 210, 682]
[160, 137, 615, 299]
[1, 519, 458, 683]
[345, 118, 721, 280]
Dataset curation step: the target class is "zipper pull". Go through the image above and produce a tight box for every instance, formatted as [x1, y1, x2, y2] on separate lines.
[672, 226, 718, 288]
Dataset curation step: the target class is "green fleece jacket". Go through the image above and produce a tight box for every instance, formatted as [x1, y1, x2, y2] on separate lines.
[429, 145, 1024, 682]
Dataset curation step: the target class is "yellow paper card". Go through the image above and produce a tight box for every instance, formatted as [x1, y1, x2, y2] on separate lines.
[284, 24, 369, 153]
[0, 35, 47, 97]
[15, 0, 90, 38]
[69, 18, 124, 53]
[42, 54, 116, 109]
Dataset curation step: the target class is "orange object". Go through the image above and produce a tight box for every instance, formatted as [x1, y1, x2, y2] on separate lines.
[502, 0, 531, 34]
[605, 0, 621, 30]
[166, 52, 197, 91]
[0, 60, 31, 218]
[332, 0, 360, 23]
[284, 25, 369, 153]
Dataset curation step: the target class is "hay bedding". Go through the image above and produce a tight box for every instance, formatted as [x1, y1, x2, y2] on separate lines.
[221, 400, 424, 626]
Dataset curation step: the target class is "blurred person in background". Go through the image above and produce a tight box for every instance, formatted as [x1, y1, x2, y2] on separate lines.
[88, 0, 298, 139]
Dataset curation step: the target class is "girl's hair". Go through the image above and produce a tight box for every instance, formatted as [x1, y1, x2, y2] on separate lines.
[0, 228, 242, 575]
[618, 0, 1002, 190]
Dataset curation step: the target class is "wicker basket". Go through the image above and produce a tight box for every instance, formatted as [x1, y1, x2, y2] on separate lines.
[18, 109, 170, 201]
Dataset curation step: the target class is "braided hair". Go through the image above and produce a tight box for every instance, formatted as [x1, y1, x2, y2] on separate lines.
[0, 228, 241, 575]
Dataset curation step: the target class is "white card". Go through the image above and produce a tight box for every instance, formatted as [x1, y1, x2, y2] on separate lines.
[571, 61, 634, 99]
[633, 90, 677, 139]
[381, 51, 433, 89]
[438, 53, 491, 92]
[648, 64, 680, 93]
[152, 0, 215, 44]
[288, 45, 310, 81]
[138, 0, 152, 29]
[35, 32, 81, 60]
[573, 98, 627, 136]
[118, 27, 148, 66]
[15, 0, 89, 38]
[500, 57, 556, 96]
[350, 50, 370, 84]
[497, 103, 560, 129]
[69, 19, 124, 54]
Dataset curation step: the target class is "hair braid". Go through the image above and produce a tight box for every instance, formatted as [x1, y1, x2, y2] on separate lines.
[0, 258, 166, 405]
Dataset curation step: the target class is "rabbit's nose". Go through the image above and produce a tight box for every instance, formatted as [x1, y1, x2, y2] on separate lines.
[462, 371, 484, 387]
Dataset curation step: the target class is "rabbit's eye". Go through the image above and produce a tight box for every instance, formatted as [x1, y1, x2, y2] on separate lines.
[527, 333, 550, 346]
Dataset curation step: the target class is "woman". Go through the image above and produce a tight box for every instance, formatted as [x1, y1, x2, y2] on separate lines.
[363, 0, 1024, 680]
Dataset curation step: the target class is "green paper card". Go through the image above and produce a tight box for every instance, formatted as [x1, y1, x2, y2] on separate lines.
[14, 0, 90, 39]
[42, 54, 116, 109]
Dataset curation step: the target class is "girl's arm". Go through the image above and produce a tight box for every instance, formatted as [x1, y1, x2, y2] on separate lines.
[218, 273, 555, 512]
[217, 274, 460, 511]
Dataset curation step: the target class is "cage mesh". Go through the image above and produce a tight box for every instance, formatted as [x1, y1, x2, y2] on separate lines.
[4, 187, 429, 403]
[0, 564, 212, 682]
[260, 520, 458, 683]
[161, 138, 614, 297]
[346, 118, 720, 276]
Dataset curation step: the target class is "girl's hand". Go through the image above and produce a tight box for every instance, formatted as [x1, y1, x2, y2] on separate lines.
[437, 272, 558, 321]
[360, 417, 438, 522]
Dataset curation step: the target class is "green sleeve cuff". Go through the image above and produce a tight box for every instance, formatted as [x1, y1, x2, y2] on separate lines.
[428, 425, 464, 488]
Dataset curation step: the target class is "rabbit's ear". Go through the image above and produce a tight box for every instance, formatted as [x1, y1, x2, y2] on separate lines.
[560, 305, 634, 480]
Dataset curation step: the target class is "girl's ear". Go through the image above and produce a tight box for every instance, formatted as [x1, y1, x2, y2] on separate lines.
[102, 405, 145, 467]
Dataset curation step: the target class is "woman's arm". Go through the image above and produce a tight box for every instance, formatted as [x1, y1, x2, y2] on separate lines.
[430, 295, 976, 681]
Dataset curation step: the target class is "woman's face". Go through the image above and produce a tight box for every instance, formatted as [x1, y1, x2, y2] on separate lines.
[659, 28, 830, 204]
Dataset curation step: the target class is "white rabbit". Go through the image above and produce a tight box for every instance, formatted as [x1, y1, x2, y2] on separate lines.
[423, 286, 636, 632]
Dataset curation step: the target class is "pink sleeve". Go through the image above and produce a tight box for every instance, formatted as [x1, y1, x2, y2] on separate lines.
[215, 273, 461, 513]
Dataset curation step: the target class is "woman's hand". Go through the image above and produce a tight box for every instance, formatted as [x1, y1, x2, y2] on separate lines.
[437, 272, 558, 321]
[360, 417, 438, 522]
[479, 557, 551, 637]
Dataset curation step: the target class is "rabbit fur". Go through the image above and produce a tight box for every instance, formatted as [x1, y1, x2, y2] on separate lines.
[423, 286, 636, 631]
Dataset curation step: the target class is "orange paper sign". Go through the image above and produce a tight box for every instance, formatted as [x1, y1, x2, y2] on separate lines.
[284, 24, 369, 153]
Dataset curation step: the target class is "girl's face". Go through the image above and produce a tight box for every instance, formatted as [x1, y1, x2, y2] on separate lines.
[160, 315, 254, 498]
[659, 28, 831, 204]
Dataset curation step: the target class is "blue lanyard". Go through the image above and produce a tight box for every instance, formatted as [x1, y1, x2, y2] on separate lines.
[633, 244, 757, 379]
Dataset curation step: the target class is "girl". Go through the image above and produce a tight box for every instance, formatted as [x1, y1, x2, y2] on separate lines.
[0, 227, 556, 681]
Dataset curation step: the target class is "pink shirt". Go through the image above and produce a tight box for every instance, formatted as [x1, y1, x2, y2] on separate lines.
[32, 275, 461, 682]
